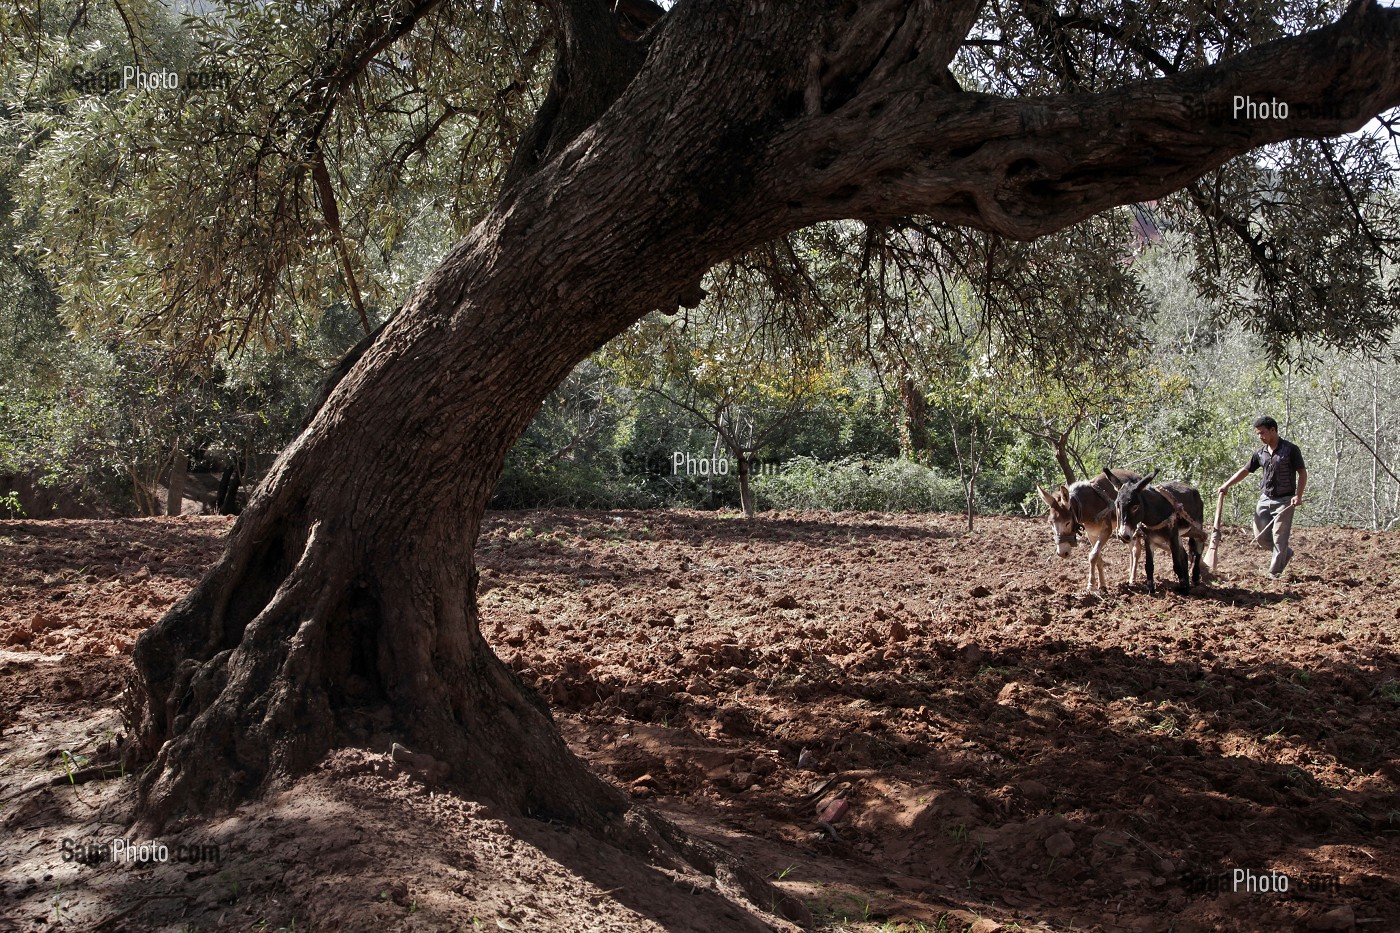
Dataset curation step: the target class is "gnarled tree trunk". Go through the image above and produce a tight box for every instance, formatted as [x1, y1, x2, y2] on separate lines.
[127, 143, 810, 914]
[128, 162, 768, 823]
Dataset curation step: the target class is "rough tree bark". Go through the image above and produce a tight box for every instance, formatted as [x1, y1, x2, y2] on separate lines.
[165, 448, 187, 517]
[215, 464, 241, 516]
[900, 377, 929, 459]
[1051, 432, 1076, 486]
[128, 0, 1400, 913]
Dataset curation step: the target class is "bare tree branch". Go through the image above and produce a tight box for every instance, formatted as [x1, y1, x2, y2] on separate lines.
[311, 149, 372, 335]
[1319, 394, 1400, 489]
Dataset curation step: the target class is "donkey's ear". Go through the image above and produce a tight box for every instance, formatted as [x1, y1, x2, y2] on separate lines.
[1142, 468, 1159, 487]
[1036, 485, 1056, 508]
[1057, 484, 1071, 502]
[1101, 467, 1123, 490]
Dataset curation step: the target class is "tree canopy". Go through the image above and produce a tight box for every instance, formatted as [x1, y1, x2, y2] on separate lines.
[5, 0, 1399, 367]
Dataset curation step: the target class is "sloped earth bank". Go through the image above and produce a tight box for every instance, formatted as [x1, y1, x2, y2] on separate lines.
[1, 511, 1396, 932]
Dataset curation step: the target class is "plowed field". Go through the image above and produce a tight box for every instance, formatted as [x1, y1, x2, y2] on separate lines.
[2, 510, 1396, 932]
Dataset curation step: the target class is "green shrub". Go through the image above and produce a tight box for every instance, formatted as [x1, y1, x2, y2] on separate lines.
[0, 489, 25, 518]
[490, 456, 662, 510]
[753, 456, 967, 513]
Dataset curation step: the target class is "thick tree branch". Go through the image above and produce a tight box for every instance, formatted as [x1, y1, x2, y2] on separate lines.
[763, 0, 1400, 239]
[502, 0, 658, 188]
[613, 0, 664, 40]
[802, 0, 983, 116]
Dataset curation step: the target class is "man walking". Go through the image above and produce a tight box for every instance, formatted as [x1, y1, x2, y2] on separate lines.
[1219, 416, 1308, 578]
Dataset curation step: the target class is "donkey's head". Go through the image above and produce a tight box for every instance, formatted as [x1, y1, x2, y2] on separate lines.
[1113, 469, 1159, 542]
[1037, 484, 1078, 557]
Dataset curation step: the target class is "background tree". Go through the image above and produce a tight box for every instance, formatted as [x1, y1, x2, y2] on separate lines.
[984, 347, 1187, 485]
[609, 254, 850, 519]
[923, 344, 1000, 532]
[2, 0, 409, 515]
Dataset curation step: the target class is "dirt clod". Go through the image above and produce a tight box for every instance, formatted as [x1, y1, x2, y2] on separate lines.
[1308, 905, 1355, 930]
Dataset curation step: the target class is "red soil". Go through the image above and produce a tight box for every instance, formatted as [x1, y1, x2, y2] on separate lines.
[2, 510, 1396, 931]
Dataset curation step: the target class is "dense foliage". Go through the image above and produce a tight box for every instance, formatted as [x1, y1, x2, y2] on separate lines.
[495, 236, 1400, 529]
[3, 0, 1398, 526]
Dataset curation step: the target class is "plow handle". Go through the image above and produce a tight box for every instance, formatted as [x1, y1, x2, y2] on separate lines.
[1204, 488, 1226, 572]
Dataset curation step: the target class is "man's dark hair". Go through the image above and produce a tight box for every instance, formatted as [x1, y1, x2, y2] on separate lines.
[1253, 416, 1278, 430]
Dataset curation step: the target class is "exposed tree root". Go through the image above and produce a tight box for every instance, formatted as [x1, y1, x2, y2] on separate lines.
[616, 807, 812, 925]
[126, 506, 806, 926]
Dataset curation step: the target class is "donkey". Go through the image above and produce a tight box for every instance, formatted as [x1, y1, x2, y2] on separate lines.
[1038, 469, 1142, 593]
[1103, 468, 1206, 596]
